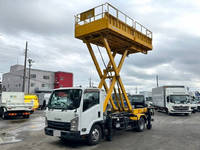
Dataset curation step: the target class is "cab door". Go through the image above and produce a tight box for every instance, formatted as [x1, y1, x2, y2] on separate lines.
[80, 90, 102, 135]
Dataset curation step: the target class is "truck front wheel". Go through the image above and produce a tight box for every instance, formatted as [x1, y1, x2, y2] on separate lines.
[136, 117, 145, 132]
[2, 112, 6, 120]
[0, 108, 6, 120]
[88, 125, 102, 145]
[0, 107, 3, 117]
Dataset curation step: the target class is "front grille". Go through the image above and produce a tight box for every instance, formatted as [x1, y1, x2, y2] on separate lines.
[172, 106, 189, 111]
[47, 120, 70, 131]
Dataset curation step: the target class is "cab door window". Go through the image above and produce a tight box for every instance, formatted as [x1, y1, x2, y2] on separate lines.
[83, 90, 99, 112]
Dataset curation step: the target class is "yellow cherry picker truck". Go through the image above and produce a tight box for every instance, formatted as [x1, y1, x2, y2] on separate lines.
[45, 3, 154, 145]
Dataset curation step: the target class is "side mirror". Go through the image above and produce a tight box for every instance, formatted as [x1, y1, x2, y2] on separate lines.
[167, 96, 169, 102]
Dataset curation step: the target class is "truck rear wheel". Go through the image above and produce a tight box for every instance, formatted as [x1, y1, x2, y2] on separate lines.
[136, 117, 145, 132]
[88, 125, 102, 145]
[146, 124, 152, 129]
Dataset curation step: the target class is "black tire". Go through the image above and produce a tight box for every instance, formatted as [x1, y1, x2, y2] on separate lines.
[1, 108, 6, 120]
[0, 107, 3, 117]
[168, 112, 171, 116]
[2, 113, 5, 119]
[165, 108, 168, 114]
[88, 125, 102, 145]
[136, 117, 145, 132]
[146, 124, 152, 130]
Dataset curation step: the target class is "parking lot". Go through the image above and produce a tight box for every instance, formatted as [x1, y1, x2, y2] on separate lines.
[0, 111, 199, 150]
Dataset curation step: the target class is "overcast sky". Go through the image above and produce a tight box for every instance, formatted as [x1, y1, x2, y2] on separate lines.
[0, 0, 200, 93]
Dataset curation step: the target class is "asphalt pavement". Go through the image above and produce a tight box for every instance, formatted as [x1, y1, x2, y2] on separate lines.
[0, 110, 200, 150]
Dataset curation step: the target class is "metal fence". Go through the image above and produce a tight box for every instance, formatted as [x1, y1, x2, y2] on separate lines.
[75, 3, 152, 39]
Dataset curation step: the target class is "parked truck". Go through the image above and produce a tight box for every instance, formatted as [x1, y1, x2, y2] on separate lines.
[0, 92, 33, 119]
[152, 86, 192, 115]
[24, 94, 39, 113]
[139, 91, 153, 106]
[45, 87, 153, 145]
[45, 2, 154, 145]
[128, 94, 146, 108]
[36, 90, 52, 109]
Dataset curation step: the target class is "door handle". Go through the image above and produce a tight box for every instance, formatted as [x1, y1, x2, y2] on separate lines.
[98, 111, 101, 118]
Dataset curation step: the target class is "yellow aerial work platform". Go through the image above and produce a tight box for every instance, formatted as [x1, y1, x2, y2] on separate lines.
[75, 3, 152, 54]
[75, 3, 153, 113]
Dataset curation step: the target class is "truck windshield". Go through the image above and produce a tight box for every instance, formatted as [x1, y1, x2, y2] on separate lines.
[170, 95, 188, 104]
[146, 97, 152, 102]
[129, 95, 144, 104]
[48, 89, 82, 110]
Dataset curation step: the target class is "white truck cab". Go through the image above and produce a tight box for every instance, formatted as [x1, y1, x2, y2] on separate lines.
[45, 87, 105, 142]
[166, 94, 191, 114]
[152, 86, 192, 115]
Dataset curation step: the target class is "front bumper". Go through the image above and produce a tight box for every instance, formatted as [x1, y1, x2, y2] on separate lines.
[4, 110, 31, 117]
[45, 127, 81, 139]
[170, 110, 191, 114]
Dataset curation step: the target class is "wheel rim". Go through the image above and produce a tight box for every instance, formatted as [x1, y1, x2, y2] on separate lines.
[139, 118, 145, 130]
[91, 128, 100, 142]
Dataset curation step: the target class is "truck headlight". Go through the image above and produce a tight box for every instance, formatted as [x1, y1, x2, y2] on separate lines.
[70, 117, 79, 131]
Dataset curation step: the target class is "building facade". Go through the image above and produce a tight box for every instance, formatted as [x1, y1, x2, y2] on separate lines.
[54, 72, 73, 88]
[2, 65, 73, 94]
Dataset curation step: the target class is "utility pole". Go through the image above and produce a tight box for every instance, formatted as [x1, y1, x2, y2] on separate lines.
[156, 75, 159, 87]
[28, 58, 33, 94]
[89, 77, 92, 87]
[22, 41, 28, 92]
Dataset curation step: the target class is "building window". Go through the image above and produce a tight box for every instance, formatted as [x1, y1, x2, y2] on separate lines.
[41, 84, 50, 88]
[41, 84, 46, 87]
[31, 83, 35, 87]
[19, 83, 21, 87]
[60, 77, 64, 80]
[43, 75, 49, 79]
[31, 74, 36, 78]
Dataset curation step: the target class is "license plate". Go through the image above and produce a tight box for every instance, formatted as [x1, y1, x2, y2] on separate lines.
[53, 130, 61, 137]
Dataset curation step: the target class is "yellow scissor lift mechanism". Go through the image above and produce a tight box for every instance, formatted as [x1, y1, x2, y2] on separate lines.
[75, 3, 153, 121]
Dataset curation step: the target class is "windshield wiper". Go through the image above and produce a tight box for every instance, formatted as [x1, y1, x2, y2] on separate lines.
[61, 104, 70, 111]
